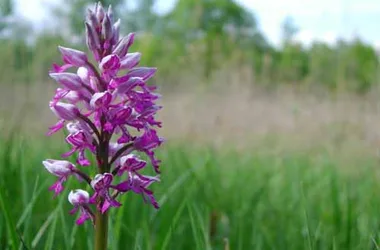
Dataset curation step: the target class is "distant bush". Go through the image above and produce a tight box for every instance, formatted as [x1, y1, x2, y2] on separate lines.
[0, 32, 378, 94]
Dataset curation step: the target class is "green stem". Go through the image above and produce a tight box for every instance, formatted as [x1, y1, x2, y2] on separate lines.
[94, 210, 108, 250]
[94, 129, 110, 250]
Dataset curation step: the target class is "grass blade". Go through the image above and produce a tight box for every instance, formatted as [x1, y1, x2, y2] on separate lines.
[0, 185, 19, 250]
[31, 207, 58, 248]
[160, 195, 188, 249]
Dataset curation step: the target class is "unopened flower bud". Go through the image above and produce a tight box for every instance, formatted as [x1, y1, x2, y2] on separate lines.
[50, 101, 80, 121]
[58, 46, 88, 66]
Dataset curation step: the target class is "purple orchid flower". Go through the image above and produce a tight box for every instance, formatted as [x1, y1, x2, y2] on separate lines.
[115, 154, 147, 177]
[116, 174, 160, 209]
[90, 173, 125, 213]
[42, 159, 79, 195]
[43, 2, 163, 228]
[68, 189, 95, 225]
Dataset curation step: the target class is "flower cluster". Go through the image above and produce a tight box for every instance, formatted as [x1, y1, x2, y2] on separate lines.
[43, 2, 163, 225]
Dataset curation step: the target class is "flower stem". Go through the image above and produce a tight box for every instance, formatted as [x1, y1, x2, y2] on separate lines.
[109, 142, 133, 165]
[94, 210, 108, 250]
[95, 129, 111, 250]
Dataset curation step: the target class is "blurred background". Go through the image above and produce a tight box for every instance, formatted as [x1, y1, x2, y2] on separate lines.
[1, 0, 380, 144]
[1, 0, 380, 249]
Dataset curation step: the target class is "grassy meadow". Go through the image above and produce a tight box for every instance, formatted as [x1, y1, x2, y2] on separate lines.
[0, 0, 380, 248]
[1, 80, 380, 250]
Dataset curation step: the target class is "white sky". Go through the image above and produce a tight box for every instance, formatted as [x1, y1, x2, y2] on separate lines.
[14, 0, 380, 48]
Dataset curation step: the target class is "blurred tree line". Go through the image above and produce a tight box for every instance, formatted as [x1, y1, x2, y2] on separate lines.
[0, 0, 379, 93]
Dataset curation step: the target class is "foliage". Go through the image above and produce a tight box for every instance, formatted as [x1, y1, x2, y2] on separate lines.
[0, 0, 379, 93]
[0, 0, 12, 16]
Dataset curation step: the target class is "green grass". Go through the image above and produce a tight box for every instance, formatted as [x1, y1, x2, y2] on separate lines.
[1, 133, 380, 250]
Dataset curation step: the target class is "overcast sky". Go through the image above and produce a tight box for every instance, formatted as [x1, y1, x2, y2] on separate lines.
[14, 0, 380, 48]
